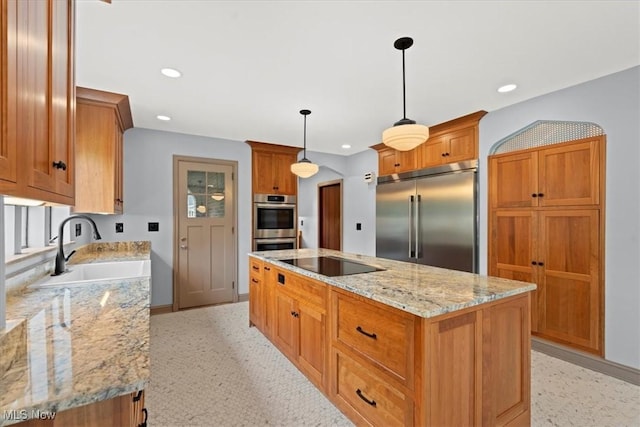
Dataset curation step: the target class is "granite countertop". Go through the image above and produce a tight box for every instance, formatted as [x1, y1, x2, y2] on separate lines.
[0, 241, 151, 426]
[250, 248, 536, 318]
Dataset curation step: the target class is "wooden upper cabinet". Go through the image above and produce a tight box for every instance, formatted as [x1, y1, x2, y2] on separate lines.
[0, 0, 75, 204]
[490, 137, 602, 209]
[376, 146, 417, 175]
[74, 87, 133, 214]
[247, 140, 300, 195]
[0, 0, 17, 184]
[372, 111, 486, 177]
[418, 126, 477, 168]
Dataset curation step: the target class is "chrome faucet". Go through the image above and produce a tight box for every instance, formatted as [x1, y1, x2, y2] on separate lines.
[53, 215, 102, 276]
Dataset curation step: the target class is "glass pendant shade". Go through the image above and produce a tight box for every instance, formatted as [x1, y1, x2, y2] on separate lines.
[291, 109, 319, 178]
[290, 158, 319, 178]
[382, 123, 429, 151]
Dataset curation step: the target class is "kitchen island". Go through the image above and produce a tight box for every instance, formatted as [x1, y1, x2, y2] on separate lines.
[0, 242, 150, 426]
[249, 248, 536, 427]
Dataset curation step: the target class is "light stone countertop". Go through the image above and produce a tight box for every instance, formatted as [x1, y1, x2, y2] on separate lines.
[0, 242, 151, 426]
[250, 248, 536, 318]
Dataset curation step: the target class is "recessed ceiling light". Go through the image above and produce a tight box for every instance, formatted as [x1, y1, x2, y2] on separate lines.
[157, 115, 171, 121]
[497, 83, 517, 93]
[341, 144, 351, 149]
[161, 68, 182, 78]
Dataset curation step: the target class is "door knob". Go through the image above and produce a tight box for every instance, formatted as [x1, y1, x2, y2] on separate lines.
[180, 237, 187, 242]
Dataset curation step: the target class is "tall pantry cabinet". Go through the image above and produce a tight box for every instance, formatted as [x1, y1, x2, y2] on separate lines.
[0, 0, 75, 205]
[488, 136, 605, 355]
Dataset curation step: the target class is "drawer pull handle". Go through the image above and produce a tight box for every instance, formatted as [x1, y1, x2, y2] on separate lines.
[264, 266, 271, 271]
[251, 278, 259, 283]
[356, 326, 377, 339]
[356, 389, 377, 407]
[252, 266, 259, 271]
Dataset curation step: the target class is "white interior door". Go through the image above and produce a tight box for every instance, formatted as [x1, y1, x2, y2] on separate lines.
[176, 158, 236, 309]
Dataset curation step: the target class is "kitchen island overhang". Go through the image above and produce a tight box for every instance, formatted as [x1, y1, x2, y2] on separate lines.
[249, 248, 536, 426]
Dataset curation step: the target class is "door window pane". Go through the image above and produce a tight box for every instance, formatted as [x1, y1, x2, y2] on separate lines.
[186, 169, 225, 218]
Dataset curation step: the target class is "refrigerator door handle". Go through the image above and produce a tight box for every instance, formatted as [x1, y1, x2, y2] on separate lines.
[415, 194, 421, 259]
[408, 195, 414, 258]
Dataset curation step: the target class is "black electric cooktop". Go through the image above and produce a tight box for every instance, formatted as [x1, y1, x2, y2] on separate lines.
[279, 256, 385, 277]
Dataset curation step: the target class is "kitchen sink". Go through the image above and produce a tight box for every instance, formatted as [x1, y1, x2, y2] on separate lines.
[32, 260, 150, 287]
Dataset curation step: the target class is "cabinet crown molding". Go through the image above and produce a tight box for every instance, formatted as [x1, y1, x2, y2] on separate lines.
[246, 140, 302, 154]
[77, 86, 134, 131]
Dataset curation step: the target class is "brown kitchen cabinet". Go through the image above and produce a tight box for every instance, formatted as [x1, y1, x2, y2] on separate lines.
[489, 137, 602, 209]
[376, 146, 417, 176]
[270, 266, 327, 390]
[15, 390, 147, 427]
[249, 257, 265, 331]
[488, 136, 605, 355]
[417, 126, 477, 168]
[0, 0, 75, 205]
[73, 87, 133, 214]
[247, 140, 300, 195]
[371, 111, 486, 177]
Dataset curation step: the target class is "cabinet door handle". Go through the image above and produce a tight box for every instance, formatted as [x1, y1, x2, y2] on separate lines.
[356, 326, 377, 339]
[538, 261, 544, 266]
[441, 153, 446, 157]
[531, 193, 538, 198]
[531, 261, 538, 265]
[52, 160, 67, 170]
[445, 152, 450, 156]
[264, 266, 271, 271]
[252, 265, 259, 271]
[538, 193, 544, 197]
[356, 389, 377, 407]
[132, 390, 143, 402]
[139, 408, 148, 427]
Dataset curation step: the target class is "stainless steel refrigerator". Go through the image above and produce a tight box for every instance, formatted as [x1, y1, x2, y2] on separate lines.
[376, 160, 478, 273]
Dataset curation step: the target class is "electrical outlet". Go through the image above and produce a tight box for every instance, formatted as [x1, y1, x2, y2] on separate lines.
[148, 222, 159, 232]
[115, 222, 124, 233]
[75, 223, 82, 237]
[356, 223, 362, 231]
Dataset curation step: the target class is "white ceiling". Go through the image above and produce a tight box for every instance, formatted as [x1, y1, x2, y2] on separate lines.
[76, 1, 639, 156]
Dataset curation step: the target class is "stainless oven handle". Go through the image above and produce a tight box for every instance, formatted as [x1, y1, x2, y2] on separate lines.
[255, 203, 297, 209]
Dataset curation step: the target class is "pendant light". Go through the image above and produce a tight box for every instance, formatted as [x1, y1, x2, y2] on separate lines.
[382, 37, 429, 151]
[290, 109, 319, 178]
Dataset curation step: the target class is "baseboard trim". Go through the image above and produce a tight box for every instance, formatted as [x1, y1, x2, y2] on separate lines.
[150, 304, 173, 316]
[237, 293, 249, 302]
[532, 337, 640, 386]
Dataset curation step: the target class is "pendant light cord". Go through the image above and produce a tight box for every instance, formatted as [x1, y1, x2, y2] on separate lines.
[303, 114, 307, 157]
[402, 47, 407, 120]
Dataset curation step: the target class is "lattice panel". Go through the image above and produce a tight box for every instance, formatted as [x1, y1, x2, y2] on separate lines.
[490, 120, 604, 154]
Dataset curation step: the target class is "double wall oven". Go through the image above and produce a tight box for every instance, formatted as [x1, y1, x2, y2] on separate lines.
[253, 194, 297, 251]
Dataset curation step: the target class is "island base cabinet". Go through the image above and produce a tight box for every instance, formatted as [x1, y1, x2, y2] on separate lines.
[14, 390, 147, 427]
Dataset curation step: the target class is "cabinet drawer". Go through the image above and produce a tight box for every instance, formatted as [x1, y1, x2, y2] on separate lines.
[274, 267, 327, 310]
[250, 258, 263, 279]
[334, 349, 412, 427]
[333, 291, 414, 383]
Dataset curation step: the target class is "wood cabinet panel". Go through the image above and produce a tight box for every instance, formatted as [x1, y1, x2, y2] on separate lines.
[488, 136, 605, 355]
[297, 302, 326, 388]
[333, 348, 412, 427]
[0, 0, 75, 204]
[376, 147, 417, 176]
[74, 87, 132, 214]
[482, 295, 531, 426]
[418, 126, 477, 169]
[249, 259, 263, 330]
[16, 391, 146, 427]
[333, 290, 414, 385]
[248, 141, 299, 195]
[490, 138, 602, 209]
[538, 140, 600, 206]
[424, 311, 482, 427]
[489, 152, 538, 209]
[537, 209, 600, 351]
[273, 290, 296, 357]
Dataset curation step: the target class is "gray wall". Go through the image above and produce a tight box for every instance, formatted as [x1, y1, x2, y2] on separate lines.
[87, 128, 252, 307]
[299, 66, 640, 369]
